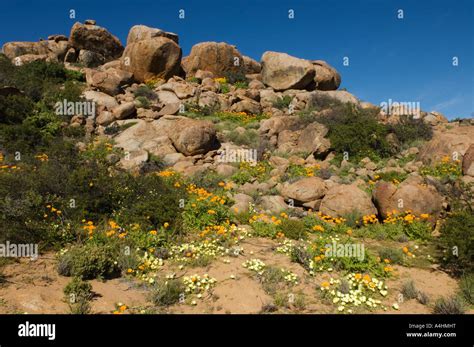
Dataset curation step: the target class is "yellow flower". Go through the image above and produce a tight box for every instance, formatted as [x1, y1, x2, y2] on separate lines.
[149, 230, 157, 236]
[313, 225, 324, 232]
[207, 210, 216, 215]
[164, 222, 169, 228]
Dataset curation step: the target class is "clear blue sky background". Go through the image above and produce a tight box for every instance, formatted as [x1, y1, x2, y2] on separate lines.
[1, 0, 473, 118]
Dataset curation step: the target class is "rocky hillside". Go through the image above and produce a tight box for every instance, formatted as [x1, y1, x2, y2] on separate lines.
[0, 20, 473, 315]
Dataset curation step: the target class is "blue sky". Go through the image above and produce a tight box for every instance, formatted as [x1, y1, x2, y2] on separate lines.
[1, 0, 473, 118]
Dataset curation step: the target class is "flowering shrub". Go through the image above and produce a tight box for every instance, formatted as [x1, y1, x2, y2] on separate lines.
[231, 161, 273, 185]
[420, 156, 462, 180]
[182, 184, 231, 232]
[242, 258, 266, 275]
[438, 211, 474, 275]
[57, 243, 120, 280]
[285, 163, 321, 179]
[183, 274, 217, 299]
[320, 273, 388, 313]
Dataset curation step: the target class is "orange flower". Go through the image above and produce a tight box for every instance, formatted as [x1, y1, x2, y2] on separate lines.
[402, 246, 409, 253]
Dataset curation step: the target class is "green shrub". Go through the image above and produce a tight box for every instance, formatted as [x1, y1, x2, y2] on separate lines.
[377, 171, 408, 184]
[150, 279, 185, 306]
[272, 95, 293, 110]
[135, 96, 150, 109]
[320, 105, 392, 161]
[231, 161, 272, 185]
[233, 81, 248, 89]
[223, 71, 247, 85]
[190, 170, 226, 191]
[439, 212, 474, 275]
[261, 266, 287, 295]
[458, 274, 474, 306]
[279, 219, 307, 240]
[57, 243, 120, 280]
[389, 115, 433, 147]
[133, 85, 156, 100]
[64, 276, 93, 302]
[433, 296, 465, 314]
[226, 128, 259, 147]
[0, 94, 35, 124]
[401, 280, 418, 300]
[417, 291, 430, 305]
[378, 247, 404, 264]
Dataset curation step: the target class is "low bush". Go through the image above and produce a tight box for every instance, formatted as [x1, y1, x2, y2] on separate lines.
[438, 211, 474, 275]
[458, 273, 474, 306]
[378, 247, 404, 264]
[389, 115, 433, 147]
[433, 296, 465, 314]
[320, 105, 392, 161]
[150, 279, 185, 306]
[272, 95, 293, 110]
[279, 219, 307, 240]
[57, 243, 120, 280]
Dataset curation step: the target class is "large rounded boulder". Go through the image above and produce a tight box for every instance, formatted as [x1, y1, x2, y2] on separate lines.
[280, 177, 327, 204]
[126, 24, 179, 45]
[182, 42, 245, 77]
[462, 144, 474, 177]
[121, 35, 182, 83]
[320, 184, 377, 217]
[311, 60, 341, 90]
[373, 179, 443, 219]
[261, 51, 315, 91]
[69, 21, 124, 61]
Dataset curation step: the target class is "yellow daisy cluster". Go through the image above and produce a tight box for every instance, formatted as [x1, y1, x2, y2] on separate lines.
[169, 239, 228, 263]
[304, 164, 321, 177]
[187, 184, 227, 205]
[383, 210, 430, 224]
[214, 77, 227, 84]
[402, 245, 417, 258]
[358, 214, 378, 225]
[276, 239, 294, 256]
[81, 220, 96, 239]
[35, 153, 49, 162]
[0, 154, 19, 170]
[420, 155, 462, 177]
[217, 181, 233, 190]
[183, 274, 217, 298]
[157, 169, 177, 178]
[316, 211, 346, 225]
[198, 222, 245, 240]
[132, 251, 164, 284]
[249, 213, 284, 226]
[112, 303, 128, 315]
[320, 273, 388, 313]
[242, 258, 266, 275]
[44, 204, 62, 219]
[368, 174, 381, 185]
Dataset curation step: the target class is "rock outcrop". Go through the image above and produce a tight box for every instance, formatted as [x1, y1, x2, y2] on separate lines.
[182, 42, 245, 77]
[261, 51, 315, 91]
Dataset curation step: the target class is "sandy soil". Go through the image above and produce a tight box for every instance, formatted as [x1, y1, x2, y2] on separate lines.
[0, 237, 470, 314]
